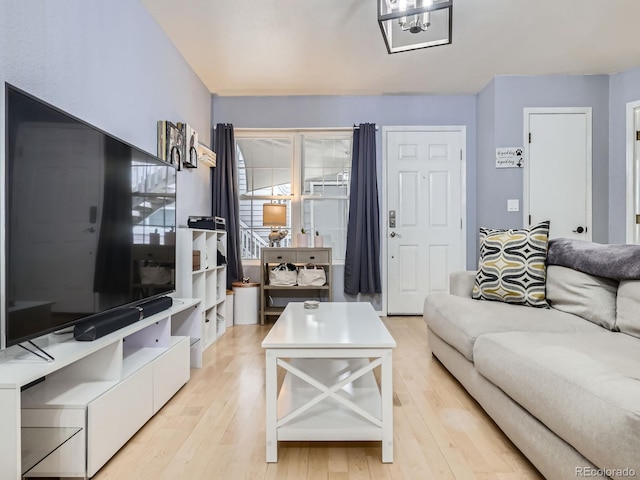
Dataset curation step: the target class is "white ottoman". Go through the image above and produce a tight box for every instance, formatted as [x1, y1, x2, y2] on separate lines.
[232, 282, 259, 325]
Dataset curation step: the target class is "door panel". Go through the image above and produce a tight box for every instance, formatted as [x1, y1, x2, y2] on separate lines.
[386, 129, 464, 315]
[398, 245, 419, 292]
[429, 171, 449, 226]
[429, 245, 449, 292]
[399, 171, 419, 226]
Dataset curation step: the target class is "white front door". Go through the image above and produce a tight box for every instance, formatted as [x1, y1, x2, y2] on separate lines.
[385, 127, 465, 315]
[524, 108, 592, 240]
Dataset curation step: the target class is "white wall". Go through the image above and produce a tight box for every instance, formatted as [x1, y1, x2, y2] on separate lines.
[0, 0, 213, 225]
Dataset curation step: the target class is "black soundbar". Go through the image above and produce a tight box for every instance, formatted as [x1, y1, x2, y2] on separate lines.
[73, 296, 173, 341]
[139, 296, 173, 318]
[73, 308, 140, 341]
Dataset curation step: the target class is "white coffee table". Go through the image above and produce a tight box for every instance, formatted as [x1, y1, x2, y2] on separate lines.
[261, 302, 396, 463]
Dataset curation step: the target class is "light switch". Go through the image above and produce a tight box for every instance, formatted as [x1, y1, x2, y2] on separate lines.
[507, 199, 519, 212]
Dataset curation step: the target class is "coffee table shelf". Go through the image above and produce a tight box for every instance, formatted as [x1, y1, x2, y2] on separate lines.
[277, 358, 382, 441]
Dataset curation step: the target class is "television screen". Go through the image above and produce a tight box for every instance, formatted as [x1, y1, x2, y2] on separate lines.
[4, 86, 176, 347]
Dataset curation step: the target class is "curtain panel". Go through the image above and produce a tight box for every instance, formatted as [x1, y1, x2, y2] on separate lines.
[344, 123, 381, 295]
[212, 123, 243, 288]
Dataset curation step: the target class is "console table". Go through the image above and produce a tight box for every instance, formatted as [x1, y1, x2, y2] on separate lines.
[0, 298, 199, 479]
[259, 247, 332, 325]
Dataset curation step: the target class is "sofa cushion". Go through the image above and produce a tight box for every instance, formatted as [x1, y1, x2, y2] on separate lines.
[546, 265, 618, 330]
[472, 221, 550, 307]
[449, 271, 476, 298]
[473, 332, 640, 478]
[616, 280, 640, 339]
[423, 292, 603, 361]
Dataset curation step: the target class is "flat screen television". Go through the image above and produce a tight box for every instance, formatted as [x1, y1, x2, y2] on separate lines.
[3, 85, 176, 349]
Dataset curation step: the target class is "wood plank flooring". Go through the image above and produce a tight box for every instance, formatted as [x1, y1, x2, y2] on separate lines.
[94, 316, 543, 480]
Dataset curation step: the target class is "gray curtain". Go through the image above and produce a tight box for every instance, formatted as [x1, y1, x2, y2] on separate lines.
[344, 123, 381, 295]
[212, 123, 243, 289]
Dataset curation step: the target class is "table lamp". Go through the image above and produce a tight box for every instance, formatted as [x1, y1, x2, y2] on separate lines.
[263, 203, 288, 247]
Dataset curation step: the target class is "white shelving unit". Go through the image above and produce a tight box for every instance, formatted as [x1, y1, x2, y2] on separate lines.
[260, 247, 332, 325]
[176, 228, 228, 352]
[0, 299, 200, 480]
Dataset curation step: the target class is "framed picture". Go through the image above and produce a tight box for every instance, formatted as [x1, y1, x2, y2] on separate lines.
[179, 123, 198, 169]
[157, 120, 167, 161]
[166, 122, 183, 170]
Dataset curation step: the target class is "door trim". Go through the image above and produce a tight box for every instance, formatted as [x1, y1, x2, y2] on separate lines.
[522, 107, 592, 238]
[625, 100, 640, 243]
[381, 126, 467, 316]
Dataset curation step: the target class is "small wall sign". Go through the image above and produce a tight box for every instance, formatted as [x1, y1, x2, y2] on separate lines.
[496, 147, 524, 168]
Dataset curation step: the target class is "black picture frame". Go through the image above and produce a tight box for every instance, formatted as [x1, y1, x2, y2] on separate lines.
[166, 122, 183, 170]
[179, 123, 199, 169]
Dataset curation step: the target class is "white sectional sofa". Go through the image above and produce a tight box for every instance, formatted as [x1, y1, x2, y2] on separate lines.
[423, 241, 640, 480]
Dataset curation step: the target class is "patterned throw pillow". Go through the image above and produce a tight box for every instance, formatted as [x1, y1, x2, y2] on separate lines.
[472, 221, 551, 307]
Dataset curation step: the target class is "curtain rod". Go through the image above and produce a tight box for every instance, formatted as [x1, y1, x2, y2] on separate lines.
[353, 124, 379, 131]
[215, 126, 379, 131]
[220, 127, 352, 132]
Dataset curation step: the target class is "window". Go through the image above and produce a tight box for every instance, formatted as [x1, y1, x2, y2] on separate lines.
[235, 130, 352, 261]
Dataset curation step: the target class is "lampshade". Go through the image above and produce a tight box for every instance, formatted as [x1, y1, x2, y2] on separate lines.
[378, 0, 453, 54]
[263, 203, 287, 227]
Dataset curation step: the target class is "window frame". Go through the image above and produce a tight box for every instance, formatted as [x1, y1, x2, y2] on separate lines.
[235, 128, 353, 265]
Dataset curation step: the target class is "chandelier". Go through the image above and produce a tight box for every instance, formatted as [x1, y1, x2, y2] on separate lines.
[378, 0, 453, 54]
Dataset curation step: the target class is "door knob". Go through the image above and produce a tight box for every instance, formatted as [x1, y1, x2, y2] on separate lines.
[572, 226, 585, 234]
[390, 231, 401, 238]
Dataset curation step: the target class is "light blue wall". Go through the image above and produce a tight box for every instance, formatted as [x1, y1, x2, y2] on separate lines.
[476, 75, 610, 243]
[608, 66, 640, 243]
[213, 94, 478, 261]
[3, 0, 636, 311]
[475, 79, 495, 260]
[213, 95, 478, 305]
[0, 0, 213, 223]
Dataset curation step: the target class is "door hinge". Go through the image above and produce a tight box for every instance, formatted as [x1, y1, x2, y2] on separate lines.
[460, 218, 463, 229]
[528, 132, 532, 144]
[636, 131, 640, 141]
[460, 149, 462, 160]
[528, 214, 531, 225]
[636, 214, 640, 225]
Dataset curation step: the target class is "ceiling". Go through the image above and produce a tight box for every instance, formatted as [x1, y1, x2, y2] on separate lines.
[141, 0, 640, 97]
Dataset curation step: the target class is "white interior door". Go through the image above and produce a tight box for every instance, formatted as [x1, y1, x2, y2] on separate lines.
[626, 101, 640, 244]
[524, 109, 592, 240]
[385, 128, 465, 315]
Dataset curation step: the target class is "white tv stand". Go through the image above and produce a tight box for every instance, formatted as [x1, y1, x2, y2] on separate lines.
[0, 298, 200, 479]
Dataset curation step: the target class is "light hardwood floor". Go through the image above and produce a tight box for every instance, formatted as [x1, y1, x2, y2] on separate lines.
[94, 317, 544, 480]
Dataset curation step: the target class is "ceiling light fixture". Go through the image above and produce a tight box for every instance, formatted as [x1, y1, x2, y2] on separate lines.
[378, 0, 452, 54]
